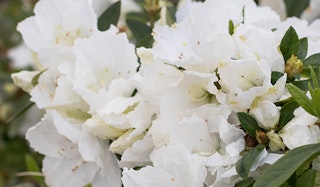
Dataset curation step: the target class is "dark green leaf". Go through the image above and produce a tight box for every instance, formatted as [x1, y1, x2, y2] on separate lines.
[235, 177, 255, 187]
[297, 37, 308, 60]
[229, 20, 235, 35]
[296, 169, 316, 187]
[126, 12, 149, 23]
[253, 143, 320, 187]
[236, 144, 265, 179]
[275, 97, 294, 106]
[284, 0, 310, 18]
[279, 182, 290, 187]
[237, 112, 260, 137]
[292, 79, 310, 91]
[98, 1, 121, 31]
[280, 26, 300, 62]
[126, 19, 153, 47]
[286, 83, 316, 116]
[277, 101, 299, 131]
[304, 53, 320, 67]
[271, 71, 284, 85]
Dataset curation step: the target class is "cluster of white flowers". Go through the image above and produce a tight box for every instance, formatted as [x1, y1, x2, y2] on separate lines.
[11, 0, 320, 186]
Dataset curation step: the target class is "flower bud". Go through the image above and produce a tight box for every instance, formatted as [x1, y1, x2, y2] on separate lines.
[255, 130, 269, 145]
[267, 130, 285, 152]
[285, 55, 303, 78]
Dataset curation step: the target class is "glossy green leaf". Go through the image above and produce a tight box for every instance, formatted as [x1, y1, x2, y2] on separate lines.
[286, 83, 316, 116]
[98, 1, 121, 31]
[280, 26, 300, 62]
[237, 112, 260, 137]
[253, 143, 320, 187]
[235, 177, 255, 187]
[284, 0, 310, 18]
[236, 144, 265, 179]
[277, 101, 299, 131]
[297, 37, 308, 60]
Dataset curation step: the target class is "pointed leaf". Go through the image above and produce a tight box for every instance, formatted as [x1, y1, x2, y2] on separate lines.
[286, 83, 316, 116]
[126, 19, 153, 47]
[297, 37, 308, 60]
[280, 26, 300, 62]
[236, 144, 265, 179]
[271, 71, 284, 85]
[304, 53, 320, 67]
[237, 112, 260, 137]
[229, 20, 235, 35]
[253, 143, 320, 187]
[98, 1, 121, 31]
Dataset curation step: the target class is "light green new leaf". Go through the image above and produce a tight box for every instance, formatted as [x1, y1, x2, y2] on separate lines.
[98, 1, 121, 31]
[297, 37, 308, 60]
[286, 83, 316, 116]
[236, 144, 265, 179]
[237, 112, 260, 137]
[296, 169, 316, 187]
[311, 89, 320, 117]
[25, 154, 44, 186]
[284, 0, 310, 18]
[280, 26, 300, 62]
[253, 143, 320, 187]
[229, 20, 235, 35]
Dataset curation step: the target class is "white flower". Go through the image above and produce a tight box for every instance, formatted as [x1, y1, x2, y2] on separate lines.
[250, 100, 280, 130]
[17, 0, 97, 68]
[279, 107, 320, 149]
[26, 111, 121, 187]
[122, 143, 207, 187]
[72, 27, 138, 113]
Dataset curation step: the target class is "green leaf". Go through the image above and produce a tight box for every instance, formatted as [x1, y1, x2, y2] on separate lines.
[235, 177, 255, 187]
[236, 144, 265, 179]
[126, 12, 149, 23]
[304, 53, 320, 67]
[310, 65, 319, 88]
[31, 70, 46, 86]
[311, 89, 320, 117]
[286, 83, 316, 116]
[297, 37, 308, 60]
[277, 101, 299, 131]
[25, 154, 44, 186]
[271, 71, 284, 85]
[284, 0, 310, 18]
[253, 143, 320, 187]
[126, 19, 153, 47]
[229, 20, 235, 35]
[237, 112, 260, 137]
[98, 1, 121, 31]
[296, 169, 316, 187]
[280, 26, 300, 62]
[25, 154, 40, 172]
[292, 79, 310, 91]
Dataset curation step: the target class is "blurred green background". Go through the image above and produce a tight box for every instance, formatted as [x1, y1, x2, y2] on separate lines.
[0, 1, 44, 187]
[0, 0, 315, 186]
